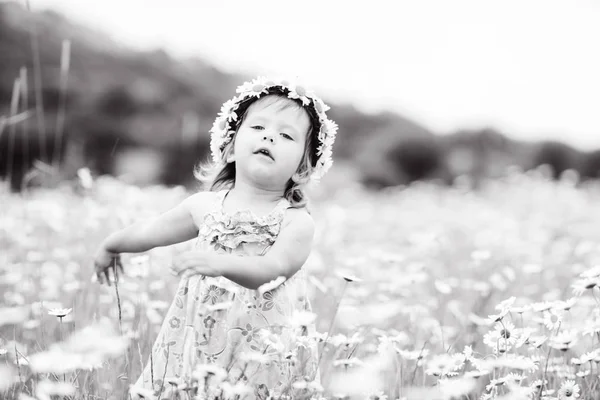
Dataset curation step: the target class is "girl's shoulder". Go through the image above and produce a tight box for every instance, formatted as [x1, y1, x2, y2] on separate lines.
[280, 204, 314, 232]
[181, 190, 222, 228]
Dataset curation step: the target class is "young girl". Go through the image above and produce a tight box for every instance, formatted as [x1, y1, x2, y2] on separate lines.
[92, 76, 338, 399]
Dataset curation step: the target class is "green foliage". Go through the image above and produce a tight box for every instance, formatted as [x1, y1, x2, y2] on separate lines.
[387, 137, 444, 182]
[532, 141, 579, 180]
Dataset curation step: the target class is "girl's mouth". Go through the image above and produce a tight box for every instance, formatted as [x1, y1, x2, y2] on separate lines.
[254, 148, 274, 160]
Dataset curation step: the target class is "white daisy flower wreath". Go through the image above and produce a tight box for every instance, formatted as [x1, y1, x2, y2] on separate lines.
[209, 76, 339, 182]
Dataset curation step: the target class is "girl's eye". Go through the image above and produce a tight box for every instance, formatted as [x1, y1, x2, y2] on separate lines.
[251, 125, 264, 130]
[281, 133, 293, 140]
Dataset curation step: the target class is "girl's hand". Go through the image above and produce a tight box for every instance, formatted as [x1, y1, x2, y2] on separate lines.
[170, 251, 221, 278]
[93, 248, 124, 286]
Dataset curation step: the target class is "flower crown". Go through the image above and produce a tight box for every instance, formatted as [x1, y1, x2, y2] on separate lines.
[209, 76, 338, 182]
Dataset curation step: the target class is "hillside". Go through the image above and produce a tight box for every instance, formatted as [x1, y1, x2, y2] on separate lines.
[1, 1, 598, 190]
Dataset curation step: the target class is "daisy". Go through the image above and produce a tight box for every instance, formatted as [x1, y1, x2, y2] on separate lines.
[292, 379, 324, 392]
[495, 296, 516, 313]
[494, 320, 517, 345]
[505, 372, 526, 383]
[485, 377, 506, 392]
[239, 351, 271, 365]
[530, 335, 548, 348]
[556, 297, 577, 311]
[286, 85, 311, 106]
[333, 331, 364, 348]
[36, 380, 75, 398]
[582, 319, 600, 336]
[47, 308, 72, 318]
[165, 377, 184, 387]
[192, 364, 227, 382]
[510, 304, 530, 314]
[532, 301, 554, 313]
[483, 330, 500, 349]
[424, 354, 465, 377]
[128, 386, 156, 400]
[220, 99, 238, 114]
[550, 330, 578, 352]
[335, 270, 363, 283]
[284, 349, 298, 363]
[543, 309, 563, 331]
[332, 357, 364, 368]
[484, 329, 513, 353]
[462, 345, 474, 361]
[220, 381, 253, 398]
[571, 277, 599, 296]
[504, 382, 534, 399]
[548, 341, 572, 352]
[77, 167, 93, 189]
[434, 280, 453, 295]
[514, 327, 536, 348]
[531, 379, 548, 391]
[557, 380, 580, 399]
[487, 308, 509, 323]
[438, 377, 477, 399]
[288, 310, 317, 328]
[397, 348, 429, 361]
[367, 391, 388, 400]
[578, 349, 599, 363]
[570, 357, 583, 366]
[464, 369, 490, 378]
[580, 265, 600, 279]
[469, 313, 493, 327]
[483, 355, 539, 372]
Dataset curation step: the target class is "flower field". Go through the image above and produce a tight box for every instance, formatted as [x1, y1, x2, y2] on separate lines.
[2, 166, 600, 400]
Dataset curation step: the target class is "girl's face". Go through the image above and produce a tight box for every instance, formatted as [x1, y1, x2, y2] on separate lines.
[231, 96, 310, 188]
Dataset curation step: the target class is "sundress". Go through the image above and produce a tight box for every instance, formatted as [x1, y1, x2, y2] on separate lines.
[132, 189, 319, 399]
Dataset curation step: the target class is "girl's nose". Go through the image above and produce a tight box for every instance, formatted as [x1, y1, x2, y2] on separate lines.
[262, 135, 274, 143]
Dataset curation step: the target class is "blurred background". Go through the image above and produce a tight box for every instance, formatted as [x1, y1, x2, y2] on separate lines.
[2, 0, 600, 192]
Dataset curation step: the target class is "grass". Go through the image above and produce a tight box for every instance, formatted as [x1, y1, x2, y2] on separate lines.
[1, 166, 600, 400]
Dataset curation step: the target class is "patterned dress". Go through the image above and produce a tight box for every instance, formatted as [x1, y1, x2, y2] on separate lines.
[132, 190, 319, 399]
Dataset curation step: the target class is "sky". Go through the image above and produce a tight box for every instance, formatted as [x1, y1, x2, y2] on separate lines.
[26, 0, 600, 150]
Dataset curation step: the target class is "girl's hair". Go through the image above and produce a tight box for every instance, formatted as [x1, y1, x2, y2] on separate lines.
[194, 86, 322, 208]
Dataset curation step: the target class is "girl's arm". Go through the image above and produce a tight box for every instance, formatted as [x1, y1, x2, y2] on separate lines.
[217, 209, 315, 290]
[100, 192, 210, 254]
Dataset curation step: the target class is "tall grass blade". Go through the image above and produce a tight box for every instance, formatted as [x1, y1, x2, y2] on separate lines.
[25, 0, 47, 164]
[7, 77, 21, 188]
[20, 67, 30, 183]
[53, 39, 71, 171]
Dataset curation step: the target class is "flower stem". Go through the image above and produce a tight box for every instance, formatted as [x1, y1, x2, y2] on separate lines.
[114, 259, 123, 335]
[312, 280, 348, 380]
[538, 322, 560, 400]
[59, 317, 65, 382]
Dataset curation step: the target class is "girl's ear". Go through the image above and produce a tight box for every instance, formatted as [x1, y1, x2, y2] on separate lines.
[226, 149, 235, 163]
[224, 131, 236, 163]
